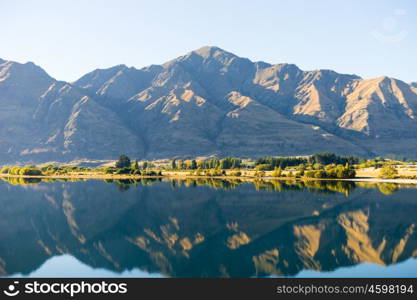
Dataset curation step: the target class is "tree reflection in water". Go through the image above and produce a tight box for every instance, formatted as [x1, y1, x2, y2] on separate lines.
[0, 178, 415, 277]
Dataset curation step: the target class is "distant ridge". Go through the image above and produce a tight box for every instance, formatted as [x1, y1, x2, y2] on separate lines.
[1, 46, 417, 163]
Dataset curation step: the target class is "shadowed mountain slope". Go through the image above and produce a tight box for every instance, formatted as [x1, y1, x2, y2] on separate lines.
[1, 47, 417, 163]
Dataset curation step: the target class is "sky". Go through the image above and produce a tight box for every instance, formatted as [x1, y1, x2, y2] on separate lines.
[1, 0, 416, 83]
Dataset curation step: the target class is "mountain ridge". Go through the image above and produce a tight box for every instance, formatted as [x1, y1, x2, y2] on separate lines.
[1, 46, 417, 163]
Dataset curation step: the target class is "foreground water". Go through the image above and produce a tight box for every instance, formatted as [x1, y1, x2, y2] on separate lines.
[0, 177, 416, 278]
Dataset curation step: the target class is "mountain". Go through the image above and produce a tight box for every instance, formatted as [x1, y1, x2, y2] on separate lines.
[0, 59, 144, 163]
[1, 46, 417, 163]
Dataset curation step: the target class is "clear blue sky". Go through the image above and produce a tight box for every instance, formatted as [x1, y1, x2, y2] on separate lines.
[1, 0, 416, 82]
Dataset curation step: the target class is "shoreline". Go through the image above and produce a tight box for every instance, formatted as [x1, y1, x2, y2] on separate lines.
[1, 173, 417, 184]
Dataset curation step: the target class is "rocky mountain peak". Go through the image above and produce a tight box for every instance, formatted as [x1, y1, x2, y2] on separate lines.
[0, 59, 52, 80]
[74, 64, 128, 89]
[164, 46, 252, 72]
[193, 45, 234, 58]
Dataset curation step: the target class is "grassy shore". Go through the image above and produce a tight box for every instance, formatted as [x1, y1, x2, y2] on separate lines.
[2, 152, 417, 184]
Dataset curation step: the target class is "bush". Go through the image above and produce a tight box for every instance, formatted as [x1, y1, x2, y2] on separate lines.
[104, 167, 116, 174]
[304, 170, 315, 178]
[130, 169, 141, 175]
[313, 170, 326, 178]
[115, 168, 131, 174]
[255, 164, 273, 171]
[143, 170, 157, 176]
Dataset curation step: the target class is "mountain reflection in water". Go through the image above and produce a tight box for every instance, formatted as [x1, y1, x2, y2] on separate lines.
[0, 178, 416, 278]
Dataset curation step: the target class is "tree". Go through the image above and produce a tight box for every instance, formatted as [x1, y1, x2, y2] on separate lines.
[309, 152, 359, 165]
[171, 159, 177, 170]
[142, 161, 149, 169]
[115, 155, 131, 169]
[271, 167, 282, 177]
[255, 156, 306, 169]
[378, 166, 398, 179]
[132, 160, 139, 170]
[378, 183, 399, 195]
[191, 160, 197, 170]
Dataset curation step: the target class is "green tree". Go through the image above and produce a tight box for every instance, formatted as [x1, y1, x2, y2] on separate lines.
[142, 161, 149, 169]
[171, 159, 177, 170]
[271, 167, 282, 177]
[191, 160, 197, 170]
[132, 160, 139, 170]
[115, 155, 131, 169]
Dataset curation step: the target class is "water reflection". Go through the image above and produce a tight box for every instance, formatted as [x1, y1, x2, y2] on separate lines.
[11, 255, 163, 278]
[2, 176, 405, 196]
[0, 178, 416, 277]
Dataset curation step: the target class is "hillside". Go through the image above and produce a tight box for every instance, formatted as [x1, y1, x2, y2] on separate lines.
[1, 46, 417, 163]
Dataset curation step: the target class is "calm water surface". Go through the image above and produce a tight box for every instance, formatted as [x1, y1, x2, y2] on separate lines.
[0, 177, 416, 278]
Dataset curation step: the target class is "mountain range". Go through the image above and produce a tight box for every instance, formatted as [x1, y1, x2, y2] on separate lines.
[1, 46, 417, 163]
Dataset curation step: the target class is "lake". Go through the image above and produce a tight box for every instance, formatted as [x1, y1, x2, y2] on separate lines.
[0, 177, 416, 278]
